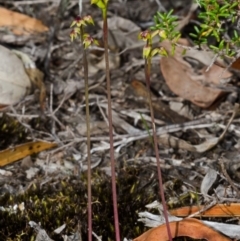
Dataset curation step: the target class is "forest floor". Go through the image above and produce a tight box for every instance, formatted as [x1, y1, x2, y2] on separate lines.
[0, 0, 240, 241]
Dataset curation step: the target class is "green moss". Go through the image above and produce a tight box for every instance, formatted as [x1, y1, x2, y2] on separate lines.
[0, 114, 28, 149]
[0, 165, 159, 241]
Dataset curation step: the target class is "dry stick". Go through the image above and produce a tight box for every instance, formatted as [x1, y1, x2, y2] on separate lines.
[145, 57, 172, 241]
[80, 26, 92, 241]
[187, 200, 217, 218]
[102, 7, 121, 241]
[220, 158, 240, 198]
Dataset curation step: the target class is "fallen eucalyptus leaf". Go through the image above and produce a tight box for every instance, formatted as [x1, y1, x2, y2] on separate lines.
[0, 141, 57, 167]
[160, 39, 232, 108]
[134, 218, 231, 241]
[0, 7, 48, 36]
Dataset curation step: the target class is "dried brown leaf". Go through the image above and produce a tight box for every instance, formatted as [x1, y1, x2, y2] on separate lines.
[160, 40, 232, 108]
[170, 203, 240, 217]
[133, 218, 231, 241]
[0, 7, 48, 35]
[0, 141, 56, 167]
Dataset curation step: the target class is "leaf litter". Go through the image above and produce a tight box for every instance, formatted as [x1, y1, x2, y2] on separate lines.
[0, 0, 240, 241]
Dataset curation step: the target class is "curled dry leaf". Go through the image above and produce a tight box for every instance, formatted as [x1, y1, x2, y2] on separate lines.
[0, 45, 31, 106]
[13, 49, 46, 110]
[0, 46, 46, 108]
[160, 40, 232, 108]
[133, 218, 231, 241]
[0, 7, 48, 36]
[200, 168, 218, 197]
[170, 203, 240, 217]
[0, 141, 57, 167]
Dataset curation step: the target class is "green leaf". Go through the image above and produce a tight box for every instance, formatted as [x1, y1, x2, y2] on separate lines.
[200, 24, 209, 29]
[172, 33, 181, 43]
[234, 30, 239, 39]
[219, 40, 225, 50]
[189, 33, 198, 38]
[230, 2, 238, 8]
[167, 9, 174, 18]
[194, 26, 200, 33]
[226, 43, 229, 55]
[91, 0, 107, 9]
[171, 44, 176, 56]
[157, 12, 164, 19]
[143, 46, 151, 59]
[210, 45, 219, 51]
[151, 48, 160, 57]
[231, 16, 236, 23]
[200, 38, 208, 44]
[219, 3, 230, 11]
[159, 47, 168, 57]
[206, 11, 217, 17]
[218, 13, 230, 17]
[212, 30, 220, 42]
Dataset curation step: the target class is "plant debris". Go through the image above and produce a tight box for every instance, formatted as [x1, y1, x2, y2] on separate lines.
[0, 0, 240, 240]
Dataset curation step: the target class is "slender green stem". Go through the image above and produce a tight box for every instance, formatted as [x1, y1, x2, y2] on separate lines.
[102, 8, 121, 241]
[80, 25, 92, 241]
[145, 57, 172, 241]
